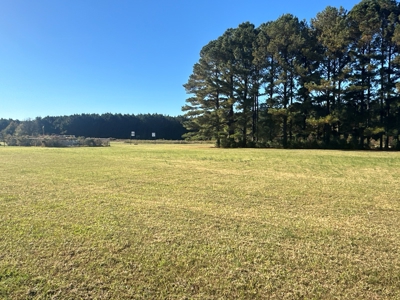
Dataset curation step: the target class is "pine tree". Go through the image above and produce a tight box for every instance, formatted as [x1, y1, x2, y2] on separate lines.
[182, 39, 228, 147]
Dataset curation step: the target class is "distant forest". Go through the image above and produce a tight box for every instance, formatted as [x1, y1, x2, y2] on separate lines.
[183, 0, 400, 149]
[0, 114, 187, 140]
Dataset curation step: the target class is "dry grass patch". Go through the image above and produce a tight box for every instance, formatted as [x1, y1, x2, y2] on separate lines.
[0, 144, 400, 299]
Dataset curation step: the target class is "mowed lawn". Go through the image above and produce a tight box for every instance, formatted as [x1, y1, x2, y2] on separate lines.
[0, 143, 399, 299]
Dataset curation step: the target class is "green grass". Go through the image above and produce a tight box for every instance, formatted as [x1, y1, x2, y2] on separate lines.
[1, 143, 400, 299]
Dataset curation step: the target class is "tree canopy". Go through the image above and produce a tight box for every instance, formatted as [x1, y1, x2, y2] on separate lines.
[183, 0, 400, 149]
[0, 113, 186, 141]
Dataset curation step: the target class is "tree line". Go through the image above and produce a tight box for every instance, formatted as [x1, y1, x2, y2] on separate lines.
[0, 113, 186, 140]
[183, 0, 400, 149]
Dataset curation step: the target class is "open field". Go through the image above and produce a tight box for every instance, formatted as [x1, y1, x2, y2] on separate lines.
[1, 143, 400, 299]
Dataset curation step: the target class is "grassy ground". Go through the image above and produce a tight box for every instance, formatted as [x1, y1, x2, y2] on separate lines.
[0, 143, 399, 299]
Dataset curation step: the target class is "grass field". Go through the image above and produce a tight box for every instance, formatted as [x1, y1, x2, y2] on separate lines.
[1, 143, 400, 299]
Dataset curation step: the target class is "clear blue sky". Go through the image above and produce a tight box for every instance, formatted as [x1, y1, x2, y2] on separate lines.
[1, 0, 361, 120]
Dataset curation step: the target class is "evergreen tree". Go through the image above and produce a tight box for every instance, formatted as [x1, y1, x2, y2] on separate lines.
[182, 0, 400, 150]
[182, 39, 228, 147]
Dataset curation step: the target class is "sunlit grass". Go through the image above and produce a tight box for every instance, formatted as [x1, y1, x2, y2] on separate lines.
[1, 143, 400, 299]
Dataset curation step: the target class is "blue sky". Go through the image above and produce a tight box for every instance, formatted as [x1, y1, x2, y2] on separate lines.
[1, 0, 361, 120]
